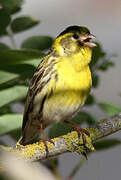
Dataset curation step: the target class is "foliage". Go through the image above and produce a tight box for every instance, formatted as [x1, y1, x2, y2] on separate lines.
[0, 0, 120, 179]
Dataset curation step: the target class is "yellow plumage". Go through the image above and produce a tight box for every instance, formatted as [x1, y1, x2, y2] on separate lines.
[43, 47, 92, 121]
[18, 26, 96, 145]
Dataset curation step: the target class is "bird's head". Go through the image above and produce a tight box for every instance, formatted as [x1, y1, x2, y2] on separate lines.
[53, 26, 96, 56]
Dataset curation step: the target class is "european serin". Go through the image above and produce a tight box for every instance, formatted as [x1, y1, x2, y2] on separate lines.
[18, 26, 96, 148]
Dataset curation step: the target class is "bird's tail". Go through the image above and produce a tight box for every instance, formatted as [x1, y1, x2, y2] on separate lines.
[17, 125, 40, 145]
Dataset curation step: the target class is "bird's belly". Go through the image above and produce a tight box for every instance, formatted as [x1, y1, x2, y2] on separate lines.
[42, 91, 87, 127]
[42, 66, 91, 127]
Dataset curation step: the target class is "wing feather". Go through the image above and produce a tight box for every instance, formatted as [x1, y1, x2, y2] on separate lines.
[20, 53, 58, 144]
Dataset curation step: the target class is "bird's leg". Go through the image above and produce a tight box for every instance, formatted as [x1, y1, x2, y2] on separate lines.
[64, 120, 90, 159]
[40, 123, 54, 157]
[64, 120, 90, 146]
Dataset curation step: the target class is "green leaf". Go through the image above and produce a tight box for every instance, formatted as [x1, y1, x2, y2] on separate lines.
[0, 49, 44, 66]
[73, 111, 97, 125]
[11, 16, 39, 33]
[0, 49, 44, 86]
[9, 128, 21, 140]
[0, 70, 17, 86]
[0, 9, 10, 36]
[0, 64, 36, 86]
[98, 61, 114, 71]
[85, 94, 95, 106]
[0, 42, 10, 50]
[0, 114, 22, 135]
[99, 102, 121, 116]
[0, 105, 12, 115]
[0, 0, 24, 14]
[91, 42, 105, 67]
[0, 85, 27, 108]
[92, 74, 99, 88]
[49, 122, 72, 139]
[95, 139, 121, 151]
[21, 36, 53, 50]
[49, 112, 96, 138]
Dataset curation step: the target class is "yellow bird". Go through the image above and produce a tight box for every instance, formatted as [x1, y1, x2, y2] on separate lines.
[18, 26, 96, 147]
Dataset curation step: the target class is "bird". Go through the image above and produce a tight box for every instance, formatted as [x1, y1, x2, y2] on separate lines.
[18, 25, 96, 149]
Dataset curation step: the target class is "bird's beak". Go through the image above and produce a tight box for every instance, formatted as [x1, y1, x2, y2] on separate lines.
[79, 34, 96, 48]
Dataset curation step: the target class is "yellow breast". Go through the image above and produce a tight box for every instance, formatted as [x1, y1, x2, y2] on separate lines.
[54, 47, 92, 106]
[42, 47, 92, 125]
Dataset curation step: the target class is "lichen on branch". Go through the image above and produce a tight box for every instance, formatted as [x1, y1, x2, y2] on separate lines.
[1, 113, 121, 161]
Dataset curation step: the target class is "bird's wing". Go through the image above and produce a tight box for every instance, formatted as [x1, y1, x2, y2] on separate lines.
[22, 54, 57, 132]
[22, 63, 44, 131]
[18, 53, 58, 144]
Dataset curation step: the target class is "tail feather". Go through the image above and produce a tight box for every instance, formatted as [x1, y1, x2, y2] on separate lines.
[18, 125, 40, 145]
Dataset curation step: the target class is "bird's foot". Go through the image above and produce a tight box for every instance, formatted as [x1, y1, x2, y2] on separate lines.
[64, 120, 90, 159]
[40, 123, 55, 157]
[64, 120, 90, 144]
[39, 137, 55, 158]
[72, 127, 90, 159]
[75, 126, 90, 144]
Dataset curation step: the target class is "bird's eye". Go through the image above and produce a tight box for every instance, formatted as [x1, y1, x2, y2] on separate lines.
[73, 34, 79, 39]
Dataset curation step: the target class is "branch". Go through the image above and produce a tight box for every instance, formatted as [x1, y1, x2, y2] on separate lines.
[2, 113, 121, 161]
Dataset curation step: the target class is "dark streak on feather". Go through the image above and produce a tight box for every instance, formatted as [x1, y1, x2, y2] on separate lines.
[21, 55, 57, 133]
[55, 74, 58, 81]
[39, 95, 47, 114]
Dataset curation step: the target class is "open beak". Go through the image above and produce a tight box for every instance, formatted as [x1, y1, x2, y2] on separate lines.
[79, 34, 96, 48]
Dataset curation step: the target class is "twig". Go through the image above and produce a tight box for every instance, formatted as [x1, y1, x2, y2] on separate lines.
[1, 113, 121, 162]
[67, 157, 86, 179]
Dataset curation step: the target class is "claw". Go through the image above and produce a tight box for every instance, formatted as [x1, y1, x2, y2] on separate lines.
[82, 151, 88, 160]
[64, 120, 90, 144]
[40, 123, 54, 157]
[40, 138, 54, 157]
